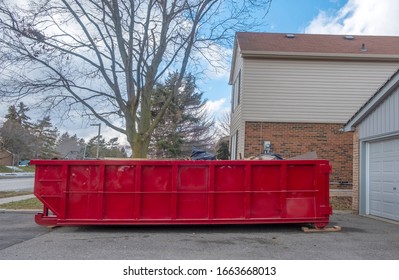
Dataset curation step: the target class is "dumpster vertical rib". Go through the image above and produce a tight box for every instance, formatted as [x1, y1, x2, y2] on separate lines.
[171, 163, 178, 221]
[208, 164, 215, 220]
[317, 163, 331, 217]
[280, 163, 288, 218]
[60, 163, 69, 220]
[244, 162, 251, 219]
[134, 164, 142, 220]
[97, 163, 105, 220]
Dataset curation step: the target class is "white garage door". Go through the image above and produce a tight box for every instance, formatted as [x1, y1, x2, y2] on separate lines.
[368, 137, 399, 221]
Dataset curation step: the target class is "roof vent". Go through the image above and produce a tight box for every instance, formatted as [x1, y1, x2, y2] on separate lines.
[360, 43, 367, 52]
[344, 35, 354, 40]
[285, 34, 295, 39]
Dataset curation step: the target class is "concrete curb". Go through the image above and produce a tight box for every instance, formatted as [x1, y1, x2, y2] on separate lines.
[0, 173, 35, 179]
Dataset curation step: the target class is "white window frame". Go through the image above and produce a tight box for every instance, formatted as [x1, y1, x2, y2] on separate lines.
[231, 71, 241, 112]
[230, 130, 238, 160]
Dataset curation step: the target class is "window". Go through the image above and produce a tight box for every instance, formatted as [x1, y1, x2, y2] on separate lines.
[231, 70, 241, 112]
[230, 130, 238, 160]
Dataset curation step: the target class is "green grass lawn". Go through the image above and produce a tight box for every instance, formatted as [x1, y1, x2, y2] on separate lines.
[0, 197, 42, 210]
[0, 191, 33, 199]
[0, 165, 13, 173]
[0, 165, 35, 173]
[0, 191, 40, 210]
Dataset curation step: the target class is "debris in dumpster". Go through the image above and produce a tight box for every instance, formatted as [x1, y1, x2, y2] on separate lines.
[288, 151, 318, 160]
[247, 153, 284, 160]
[190, 147, 216, 160]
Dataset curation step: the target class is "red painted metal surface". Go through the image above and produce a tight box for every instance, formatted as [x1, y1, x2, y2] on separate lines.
[31, 159, 332, 227]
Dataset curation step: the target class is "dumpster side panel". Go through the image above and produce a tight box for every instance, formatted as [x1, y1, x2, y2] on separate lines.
[32, 160, 332, 227]
[140, 165, 173, 219]
[250, 164, 282, 218]
[286, 164, 316, 218]
[34, 164, 64, 217]
[103, 165, 135, 219]
[214, 165, 245, 219]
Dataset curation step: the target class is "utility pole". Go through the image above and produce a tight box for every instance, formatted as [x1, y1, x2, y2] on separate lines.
[90, 123, 101, 158]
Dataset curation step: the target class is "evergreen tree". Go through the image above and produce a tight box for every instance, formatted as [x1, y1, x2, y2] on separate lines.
[1, 103, 35, 162]
[103, 137, 128, 158]
[149, 73, 215, 158]
[4, 105, 18, 122]
[85, 136, 127, 158]
[0, 119, 34, 163]
[5, 102, 32, 128]
[216, 137, 230, 160]
[32, 116, 60, 159]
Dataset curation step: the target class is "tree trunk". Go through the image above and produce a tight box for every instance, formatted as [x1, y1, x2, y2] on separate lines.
[131, 136, 150, 158]
[126, 113, 151, 158]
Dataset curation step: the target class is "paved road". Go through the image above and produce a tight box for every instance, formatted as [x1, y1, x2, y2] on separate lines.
[0, 211, 399, 260]
[0, 177, 34, 192]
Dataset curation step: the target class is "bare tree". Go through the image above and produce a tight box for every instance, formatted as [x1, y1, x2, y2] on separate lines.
[217, 111, 231, 138]
[0, 0, 272, 157]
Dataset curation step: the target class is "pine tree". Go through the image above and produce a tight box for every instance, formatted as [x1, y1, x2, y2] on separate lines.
[1, 103, 35, 162]
[5, 102, 33, 128]
[85, 136, 127, 158]
[32, 116, 60, 159]
[149, 73, 215, 158]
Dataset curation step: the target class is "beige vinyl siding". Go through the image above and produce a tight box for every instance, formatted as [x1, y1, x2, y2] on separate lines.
[359, 87, 399, 139]
[242, 59, 399, 123]
[230, 47, 245, 158]
[230, 104, 244, 159]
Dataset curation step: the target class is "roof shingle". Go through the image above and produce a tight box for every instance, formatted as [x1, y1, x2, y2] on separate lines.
[236, 32, 399, 55]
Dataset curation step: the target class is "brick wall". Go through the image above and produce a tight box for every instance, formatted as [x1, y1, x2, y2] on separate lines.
[245, 122, 353, 189]
[352, 127, 359, 213]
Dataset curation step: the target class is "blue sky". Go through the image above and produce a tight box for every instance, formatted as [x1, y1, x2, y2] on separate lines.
[262, 0, 345, 33]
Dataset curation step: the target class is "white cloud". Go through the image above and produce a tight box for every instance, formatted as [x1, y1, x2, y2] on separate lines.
[305, 0, 399, 35]
[205, 98, 227, 117]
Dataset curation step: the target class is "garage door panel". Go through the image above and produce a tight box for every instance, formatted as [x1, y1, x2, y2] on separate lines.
[370, 200, 381, 213]
[383, 140, 395, 152]
[370, 162, 381, 172]
[382, 183, 395, 195]
[383, 161, 395, 172]
[382, 202, 394, 219]
[368, 137, 399, 221]
[370, 142, 382, 154]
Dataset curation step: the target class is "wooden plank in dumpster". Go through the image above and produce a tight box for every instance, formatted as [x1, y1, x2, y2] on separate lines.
[31, 159, 332, 228]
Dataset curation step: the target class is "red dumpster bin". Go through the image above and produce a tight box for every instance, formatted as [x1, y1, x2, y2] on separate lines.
[31, 159, 332, 228]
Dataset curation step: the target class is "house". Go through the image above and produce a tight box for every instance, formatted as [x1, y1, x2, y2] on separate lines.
[229, 32, 399, 202]
[0, 139, 13, 166]
[343, 69, 399, 221]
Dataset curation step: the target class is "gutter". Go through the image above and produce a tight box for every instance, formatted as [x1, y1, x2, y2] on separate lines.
[241, 51, 399, 62]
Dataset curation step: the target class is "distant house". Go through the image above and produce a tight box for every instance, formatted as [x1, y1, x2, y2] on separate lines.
[229, 32, 399, 195]
[344, 69, 399, 221]
[0, 140, 13, 166]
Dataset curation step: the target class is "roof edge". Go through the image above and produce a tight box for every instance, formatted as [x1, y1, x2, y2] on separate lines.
[241, 51, 399, 61]
[343, 68, 399, 132]
[229, 35, 240, 85]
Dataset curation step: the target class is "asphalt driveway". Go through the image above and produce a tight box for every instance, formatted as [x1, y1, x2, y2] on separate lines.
[0, 210, 398, 260]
